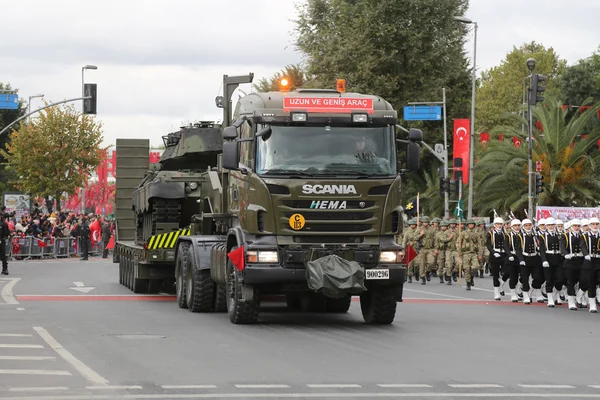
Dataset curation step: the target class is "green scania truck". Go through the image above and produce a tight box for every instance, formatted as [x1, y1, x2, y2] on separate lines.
[116, 72, 422, 325]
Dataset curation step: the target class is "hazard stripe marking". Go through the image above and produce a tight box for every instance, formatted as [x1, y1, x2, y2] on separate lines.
[148, 236, 156, 249]
[164, 232, 175, 249]
[158, 234, 168, 249]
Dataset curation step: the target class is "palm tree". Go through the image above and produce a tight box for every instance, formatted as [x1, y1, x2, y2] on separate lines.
[473, 97, 600, 215]
[402, 166, 445, 217]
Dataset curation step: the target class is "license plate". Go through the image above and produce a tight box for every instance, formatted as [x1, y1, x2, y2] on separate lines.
[366, 269, 390, 280]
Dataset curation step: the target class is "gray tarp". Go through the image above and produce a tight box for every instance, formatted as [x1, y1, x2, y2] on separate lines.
[305, 254, 367, 299]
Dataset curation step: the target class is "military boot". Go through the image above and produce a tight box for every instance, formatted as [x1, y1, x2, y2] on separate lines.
[452, 272, 458, 282]
[1, 268, 7, 275]
[466, 281, 471, 291]
[479, 269, 484, 278]
[439, 276, 444, 283]
[426, 272, 431, 282]
[408, 276, 412, 283]
[421, 277, 426, 285]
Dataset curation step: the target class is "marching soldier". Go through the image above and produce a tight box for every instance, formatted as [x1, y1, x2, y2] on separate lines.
[560, 219, 585, 310]
[434, 221, 452, 283]
[504, 219, 524, 302]
[581, 219, 590, 233]
[538, 217, 563, 307]
[401, 219, 420, 283]
[556, 219, 564, 234]
[458, 219, 480, 290]
[447, 219, 459, 283]
[582, 217, 600, 313]
[477, 220, 488, 277]
[486, 217, 506, 300]
[417, 216, 436, 285]
[520, 219, 544, 304]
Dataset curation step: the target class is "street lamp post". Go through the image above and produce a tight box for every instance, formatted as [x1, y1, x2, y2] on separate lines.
[27, 94, 45, 123]
[526, 58, 536, 218]
[80, 65, 98, 213]
[454, 16, 477, 219]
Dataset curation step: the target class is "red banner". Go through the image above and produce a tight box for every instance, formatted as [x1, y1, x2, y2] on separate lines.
[283, 97, 374, 114]
[453, 119, 470, 184]
[479, 132, 490, 144]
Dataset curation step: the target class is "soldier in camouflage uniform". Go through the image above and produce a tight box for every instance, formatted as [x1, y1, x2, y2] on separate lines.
[431, 217, 441, 276]
[459, 218, 482, 290]
[447, 219, 459, 283]
[401, 218, 420, 283]
[434, 221, 453, 283]
[477, 220, 489, 278]
[417, 216, 436, 285]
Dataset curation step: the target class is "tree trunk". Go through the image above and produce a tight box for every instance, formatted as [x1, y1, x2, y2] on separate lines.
[55, 192, 62, 213]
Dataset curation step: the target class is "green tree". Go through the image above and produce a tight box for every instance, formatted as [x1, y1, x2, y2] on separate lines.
[476, 42, 567, 133]
[0, 82, 27, 195]
[254, 64, 310, 92]
[558, 46, 600, 106]
[473, 98, 600, 215]
[0, 102, 106, 212]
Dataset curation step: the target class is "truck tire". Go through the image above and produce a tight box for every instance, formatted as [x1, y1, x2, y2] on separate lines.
[176, 242, 190, 309]
[285, 294, 301, 311]
[118, 255, 124, 285]
[147, 279, 161, 294]
[186, 250, 215, 312]
[300, 293, 328, 313]
[360, 286, 397, 325]
[214, 284, 227, 313]
[226, 246, 260, 324]
[132, 258, 149, 294]
[327, 296, 352, 313]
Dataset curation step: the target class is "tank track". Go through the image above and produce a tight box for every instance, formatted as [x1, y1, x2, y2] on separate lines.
[136, 199, 182, 244]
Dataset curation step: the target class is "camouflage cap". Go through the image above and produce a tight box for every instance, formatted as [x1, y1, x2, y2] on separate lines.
[449, 219, 457, 224]
[466, 218, 476, 224]
[439, 221, 449, 227]
[407, 218, 417, 225]
[432, 217, 442, 223]
[421, 216, 430, 222]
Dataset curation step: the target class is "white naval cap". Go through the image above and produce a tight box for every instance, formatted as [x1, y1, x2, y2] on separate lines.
[589, 217, 600, 224]
[511, 219, 521, 226]
[581, 219, 589, 226]
[570, 218, 581, 226]
[545, 217, 556, 225]
[564, 221, 571, 229]
[522, 219, 533, 225]
[538, 219, 546, 225]
[556, 219, 564, 225]
[493, 217, 504, 224]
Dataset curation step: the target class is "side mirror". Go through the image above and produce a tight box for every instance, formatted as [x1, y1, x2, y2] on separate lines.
[408, 128, 423, 142]
[406, 142, 420, 172]
[223, 126, 238, 140]
[222, 141, 240, 170]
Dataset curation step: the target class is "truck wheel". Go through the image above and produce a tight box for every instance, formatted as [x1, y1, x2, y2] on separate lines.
[360, 286, 397, 325]
[132, 258, 148, 294]
[300, 293, 328, 313]
[176, 242, 190, 309]
[118, 256, 124, 285]
[186, 246, 215, 312]
[112, 246, 119, 264]
[226, 246, 260, 324]
[327, 296, 352, 313]
[285, 294, 301, 311]
[125, 254, 132, 289]
[214, 284, 227, 313]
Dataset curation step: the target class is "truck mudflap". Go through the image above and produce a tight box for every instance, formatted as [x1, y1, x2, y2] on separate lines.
[306, 255, 367, 298]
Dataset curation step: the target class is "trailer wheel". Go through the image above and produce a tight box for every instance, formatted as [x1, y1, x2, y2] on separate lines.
[176, 242, 190, 309]
[118, 253, 124, 285]
[226, 246, 260, 324]
[132, 257, 148, 294]
[360, 286, 397, 325]
[147, 280, 161, 294]
[326, 295, 352, 313]
[214, 284, 227, 313]
[125, 252, 132, 289]
[186, 246, 215, 312]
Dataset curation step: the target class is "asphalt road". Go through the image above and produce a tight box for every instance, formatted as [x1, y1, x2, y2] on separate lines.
[0, 257, 599, 400]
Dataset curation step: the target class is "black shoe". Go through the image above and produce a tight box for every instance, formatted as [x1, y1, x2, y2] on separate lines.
[452, 272, 458, 282]
[432, 271, 437, 277]
[466, 282, 471, 291]
[439, 276, 444, 283]
[1, 270, 7, 275]
[471, 278, 475, 287]
[415, 272, 420, 281]
[408, 276, 412, 283]
[426, 272, 431, 282]
[479, 270, 484, 278]
[447, 279, 452, 285]
[485, 265, 489, 274]
[421, 277, 426, 285]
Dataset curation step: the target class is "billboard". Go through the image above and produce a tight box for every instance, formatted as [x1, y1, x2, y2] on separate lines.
[536, 206, 599, 221]
[0, 93, 19, 110]
[3, 193, 31, 220]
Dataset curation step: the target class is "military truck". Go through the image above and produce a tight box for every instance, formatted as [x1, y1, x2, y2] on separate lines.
[171, 73, 422, 324]
[114, 122, 222, 293]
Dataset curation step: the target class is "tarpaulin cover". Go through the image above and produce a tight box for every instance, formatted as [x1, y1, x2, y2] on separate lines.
[305, 255, 367, 299]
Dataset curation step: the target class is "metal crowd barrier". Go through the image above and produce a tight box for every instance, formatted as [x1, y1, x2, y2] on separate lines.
[7, 236, 110, 260]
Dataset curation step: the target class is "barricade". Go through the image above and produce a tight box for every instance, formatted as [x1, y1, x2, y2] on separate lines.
[54, 237, 77, 258]
[10, 236, 33, 260]
[7, 235, 108, 260]
[75, 238, 104, 257]
[4, 239, 11, 260]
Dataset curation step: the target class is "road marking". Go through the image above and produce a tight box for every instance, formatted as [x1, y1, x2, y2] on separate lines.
[19, 295, 176, 301]
[69, 282, 96, 294]
[235, 385, 290, 389]
[0, 278, 20, 304]
[33, 326, 109, 386]
[589, 386, 600, 389]
[449, 384, 504, 388]
[161, 385, 218, 389]
[0, 344, 43, 348]
[518, 384, 576, 389]
[16, 308, 25, 311]
[0, 369, 71, 375]
[9, 387, 68, 392]
[0, 333, 33, 337]
[307, 384, 362, 388]
[73, 282, 85, 287]
[378, 384, 433, 388]
[403, 288, 474, 300]
[86, 386, 142, 390]
[0, 356, 56, 361]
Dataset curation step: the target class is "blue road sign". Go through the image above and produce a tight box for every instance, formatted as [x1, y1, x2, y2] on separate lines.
[0, 94, 19, 110]
[404, 105, 442, 121]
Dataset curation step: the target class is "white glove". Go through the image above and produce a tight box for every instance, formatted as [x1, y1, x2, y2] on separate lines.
[509, 256, 514, 262]
[519, 261, 526, 266]
[542, 261, 549, 267]
[585, 255, 591, 261]
[494, 253, 501, 258]
[565, 254, 572, 260]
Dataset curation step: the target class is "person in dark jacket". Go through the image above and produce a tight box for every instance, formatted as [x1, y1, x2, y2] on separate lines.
[101, 219, 111, 258]
[0, 215, 10, 275]
[79, 216, 90, 261]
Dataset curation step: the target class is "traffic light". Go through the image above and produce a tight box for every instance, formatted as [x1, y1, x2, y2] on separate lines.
[451, 171, 463, 196]
[529, 74, 547, 106]
[535, 172, 544, 195]
[439, 177, 450, 198]
[83, 83, 97, 115]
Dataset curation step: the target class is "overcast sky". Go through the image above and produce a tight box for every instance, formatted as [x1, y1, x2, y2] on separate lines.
[2, 0, 598, 148]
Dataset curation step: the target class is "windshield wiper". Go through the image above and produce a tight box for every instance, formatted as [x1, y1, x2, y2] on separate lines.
[261, 169, 315, 177]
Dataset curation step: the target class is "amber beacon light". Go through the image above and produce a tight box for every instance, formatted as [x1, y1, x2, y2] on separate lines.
[336, 78, 346, 93]
[280, 77, 290, 92]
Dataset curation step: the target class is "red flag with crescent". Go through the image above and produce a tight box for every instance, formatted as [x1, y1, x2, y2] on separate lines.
[453, 119, 470, 184]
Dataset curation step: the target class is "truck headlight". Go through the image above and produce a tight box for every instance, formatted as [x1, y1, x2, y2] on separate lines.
[189, 182, 198, 190]
[380, 251, 404, 263]
[246, 250, 279, 263]
[166, 250, 175, 260]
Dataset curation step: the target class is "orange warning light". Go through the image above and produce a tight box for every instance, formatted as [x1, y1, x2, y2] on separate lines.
[336, 79, 346, 93]
[280, 77, 290, 92]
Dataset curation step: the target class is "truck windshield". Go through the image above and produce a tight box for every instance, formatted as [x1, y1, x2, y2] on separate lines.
[256, 125, 396, 176]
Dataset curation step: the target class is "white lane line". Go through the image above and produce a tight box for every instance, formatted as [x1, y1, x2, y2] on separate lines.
[33, 326, 109, 386]
[0, 277, 21, 304]
[86, 386, 143, 390]
[378, 384, 433, 388]
[403, 288, 474, 300]
[0, 356, 56, 360]
[0, 344, 43, 348]
[235, 385, 290, 389]
[17, 308, 25, 311]
[307, 384, 362, 388]
[73, 282, 85, 287]
[161, 385, 218, 389]
[518, 384, 575, 389]
[449, 384, 504, 388]
[589, 386, 600, 389]
[9, 387, 68, 392]
[0, 369, 71, 376]
[0, 333, 33, 337]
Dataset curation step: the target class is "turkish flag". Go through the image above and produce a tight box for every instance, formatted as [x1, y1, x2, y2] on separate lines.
[227, 246, 245, 271]
[89, 219, 101, 243]
[453, 119, 470, 184]
[37, 239, 47, 248]
[480, 132, 490, 144]
[513, 137, 522, 148]
[105, 236, 115, 250]
[403, 245, 418, 265]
